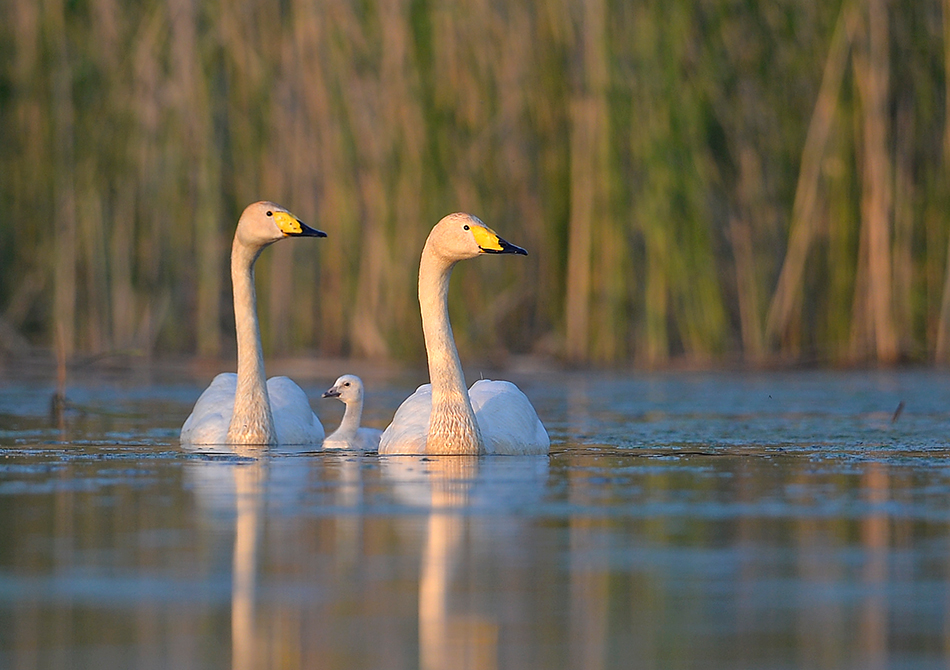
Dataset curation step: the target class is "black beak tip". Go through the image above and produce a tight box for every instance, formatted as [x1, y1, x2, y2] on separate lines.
[298, 222, 328, 238]
[501, 239, 528, 256]
[483, 238, 528, 255]
[322, 390, 339, 398]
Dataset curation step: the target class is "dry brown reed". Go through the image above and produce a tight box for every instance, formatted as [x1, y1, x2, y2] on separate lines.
[0, 0, 946, 366]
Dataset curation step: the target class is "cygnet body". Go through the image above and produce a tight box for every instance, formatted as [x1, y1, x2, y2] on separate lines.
[322, 374, 382, 451]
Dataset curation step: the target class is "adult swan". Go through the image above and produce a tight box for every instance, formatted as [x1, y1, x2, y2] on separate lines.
[181, 201, 326, 448]
[378, 213, 549, 455]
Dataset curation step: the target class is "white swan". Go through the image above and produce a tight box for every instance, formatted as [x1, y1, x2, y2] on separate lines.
[378, 213, 549, 455]
[321, 374, 383, 451]
[180, 201, 327, 448]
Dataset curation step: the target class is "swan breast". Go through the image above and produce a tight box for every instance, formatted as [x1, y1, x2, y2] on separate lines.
[180, 373, 324, 448]
[378, 380, 549, 455]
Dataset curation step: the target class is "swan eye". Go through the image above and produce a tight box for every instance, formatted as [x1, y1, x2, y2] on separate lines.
[463, 224, 470, 230]
[344, 382, 350, 387]
[266, 211, 273, 217]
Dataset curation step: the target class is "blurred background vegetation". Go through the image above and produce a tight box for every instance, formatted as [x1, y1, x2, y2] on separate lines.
[1, 0, 948, 367]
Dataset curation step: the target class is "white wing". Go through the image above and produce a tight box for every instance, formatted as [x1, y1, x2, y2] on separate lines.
[470, 379, 549, 455]
[180, 373, 236, 448]
[267, 376, 325, 447]
[378, 383, 433, 455]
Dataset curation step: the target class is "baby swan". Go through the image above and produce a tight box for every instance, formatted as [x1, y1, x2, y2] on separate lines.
[378, 213, 549, 455]
[321, 374, 382, 451]
[180, 201, 327, 448]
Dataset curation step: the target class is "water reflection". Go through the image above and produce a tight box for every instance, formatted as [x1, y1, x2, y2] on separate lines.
[186, 452, 267, 670]
[231, 459, 264, 670]
[381, 455, 548, 670]
[186, 446, 328, 670]
[6, 370, 950, 668]
[182, 450, 551, 669]
[567, 452, 608, 670]
[859, 463, 888, 670]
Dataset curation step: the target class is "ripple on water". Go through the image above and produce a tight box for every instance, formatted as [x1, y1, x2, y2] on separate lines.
[1, 369, 950, 669]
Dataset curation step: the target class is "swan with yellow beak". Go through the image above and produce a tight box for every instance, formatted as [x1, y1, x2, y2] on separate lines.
[378, 213, 549, 455]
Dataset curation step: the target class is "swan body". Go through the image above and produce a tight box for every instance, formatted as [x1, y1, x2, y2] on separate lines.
[180, 201, 327, 448]
[378, 213, 549, 456]
[182, 373, 325, 447]
[381, 379, 549, 455]
[321, 374, 382, 451]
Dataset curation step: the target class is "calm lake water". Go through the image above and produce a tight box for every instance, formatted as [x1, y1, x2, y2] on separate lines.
[2, 366, 950, 669]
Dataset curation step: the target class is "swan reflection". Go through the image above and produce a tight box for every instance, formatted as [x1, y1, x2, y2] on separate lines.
[185, 450, 270, 670]
[185, 448, 374, 669]
[230, 458, 265, 670]
[381, 455, 549, 670]
[183, 446, 548, 669]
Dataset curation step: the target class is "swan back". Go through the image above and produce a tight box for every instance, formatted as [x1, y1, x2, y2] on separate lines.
[266, 376, 325, 447]
[469, 380, 549, 455]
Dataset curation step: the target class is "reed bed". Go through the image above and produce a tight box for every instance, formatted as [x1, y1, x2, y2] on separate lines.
[0, 0, 946, 366]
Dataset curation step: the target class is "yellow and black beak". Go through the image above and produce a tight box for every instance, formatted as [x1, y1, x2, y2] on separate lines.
[484, 236, 527, 255]
[273, 211, 327, 238]
[471, 224, 528, 255]
[293, 222, 328, 238]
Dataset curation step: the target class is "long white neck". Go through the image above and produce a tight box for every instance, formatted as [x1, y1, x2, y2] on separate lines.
[418, 243, 484, 455]
[331, 398, 363, 441]
[227, 239, 277, 445]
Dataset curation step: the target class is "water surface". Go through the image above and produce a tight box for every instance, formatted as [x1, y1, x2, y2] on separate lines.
[1, 368, 950, 669]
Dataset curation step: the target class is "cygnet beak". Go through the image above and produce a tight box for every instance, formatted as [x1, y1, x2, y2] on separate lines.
[322, 386, 341, 398]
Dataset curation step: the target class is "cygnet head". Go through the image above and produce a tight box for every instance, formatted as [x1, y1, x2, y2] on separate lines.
[322, 374, 364, 405]
[425, 213, 527, 263]
[235, 200, 327, 249]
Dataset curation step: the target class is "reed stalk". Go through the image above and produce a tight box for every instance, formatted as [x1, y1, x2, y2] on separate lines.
[0, 0, 947, 366]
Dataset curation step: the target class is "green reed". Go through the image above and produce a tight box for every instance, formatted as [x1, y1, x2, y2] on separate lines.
[0, 0, 946, 365]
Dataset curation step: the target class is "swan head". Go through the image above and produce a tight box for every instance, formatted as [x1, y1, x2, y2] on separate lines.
[236, 201, 327, 249]
[426, 213, 527, 262]
[322, 374, 364, 404]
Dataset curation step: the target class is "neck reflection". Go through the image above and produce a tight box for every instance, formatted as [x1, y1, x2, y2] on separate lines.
[231, 458, 266, 670]
[385, 455, 498, 670]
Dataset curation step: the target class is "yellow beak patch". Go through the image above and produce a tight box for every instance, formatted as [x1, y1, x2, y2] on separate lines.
[470, 224, 504, 252]
[273, 211, 305, 236]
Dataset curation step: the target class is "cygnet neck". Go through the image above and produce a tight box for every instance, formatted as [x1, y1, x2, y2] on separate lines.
[417, 242, 485, 455]
[227, 236, 277, 445]
[333, 397, 363, 440]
